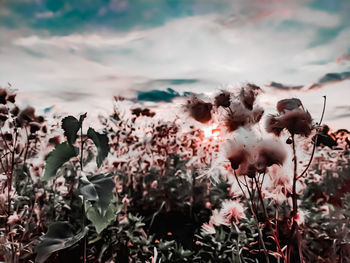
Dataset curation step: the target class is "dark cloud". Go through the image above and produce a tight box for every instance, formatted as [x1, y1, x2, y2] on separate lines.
[267, 81, 304, 91]
[309, 71, 350, 89]
[137, 88, 181, 102]
[1, 0, 230, 35]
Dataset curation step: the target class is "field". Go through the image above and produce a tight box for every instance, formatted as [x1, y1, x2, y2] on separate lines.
[0, 86, 350, 263]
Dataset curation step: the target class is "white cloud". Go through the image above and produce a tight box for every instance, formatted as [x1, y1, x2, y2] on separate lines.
[1, 3, 349, 128]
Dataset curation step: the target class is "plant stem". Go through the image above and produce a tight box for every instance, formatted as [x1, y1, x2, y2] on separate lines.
[253, 176, 286, 262]
[297, 96, 327, 180]
[240, 175, 270, 263]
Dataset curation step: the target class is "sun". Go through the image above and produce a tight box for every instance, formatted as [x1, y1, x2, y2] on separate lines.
[202, 124, 220, 140]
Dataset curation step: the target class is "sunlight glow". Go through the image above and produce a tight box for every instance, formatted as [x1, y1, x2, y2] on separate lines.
[203, 124, 220, 140]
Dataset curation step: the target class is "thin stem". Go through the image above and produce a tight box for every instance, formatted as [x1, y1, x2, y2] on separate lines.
[297, 96, 327, 180]
[240, 175, 270, 263]
[253, 176, 286, 262]
[80, 122, 87, 263]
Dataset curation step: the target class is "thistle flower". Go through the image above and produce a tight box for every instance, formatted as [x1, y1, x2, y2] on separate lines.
[224, 103, 251, 132]
[252, 106, 264, 123]
[254, 140, 286, 173]
[239, 83, 261, 110]
[214, 91, 231, 108]
[266, 98, 313, 137]
[227, 144, 249, 170]
[266, 114, 283, 136]
[0, 88, 7, 104]
[185, 96, 213, 123]
[201, 221, 216, 234]
[277, 98, 302, 114]
[279, 109, 313, 136]
[221, 199, 246, 224]
[17, 106, 36, 126]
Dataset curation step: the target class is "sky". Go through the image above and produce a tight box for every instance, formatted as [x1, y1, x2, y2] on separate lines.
[0, 0, 349, 129]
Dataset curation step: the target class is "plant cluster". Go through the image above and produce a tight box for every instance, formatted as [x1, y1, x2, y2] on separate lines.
[0, 85, 349, 263]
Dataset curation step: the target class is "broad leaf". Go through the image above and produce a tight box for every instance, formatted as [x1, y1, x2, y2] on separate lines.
[35, 222, 87, 263]
[85, 201, 117, 234]
[61, 116, 80, 145]
[43, 143, 79, 181]
[79, 174, 115, 216]
[87, 128, 109, 168]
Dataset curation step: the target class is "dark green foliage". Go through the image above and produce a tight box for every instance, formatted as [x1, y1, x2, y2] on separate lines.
[87, 127, 109, 168]
[61, 116, 80, 145]
[79, 174, 115, 216]
[35, 222, 87, 263]
[42, 143, 79, 181]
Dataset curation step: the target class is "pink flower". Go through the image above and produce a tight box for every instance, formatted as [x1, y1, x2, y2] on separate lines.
[7, 213, 21, 224]
[221, 199, 246, 224]
[201, 222, 216, 234]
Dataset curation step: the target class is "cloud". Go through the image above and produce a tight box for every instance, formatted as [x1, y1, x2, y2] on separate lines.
[310, 71, 350, 89]
[0, 0, 350, 129]
[267, 81, 304, 91]
[137, 88, 181, 102]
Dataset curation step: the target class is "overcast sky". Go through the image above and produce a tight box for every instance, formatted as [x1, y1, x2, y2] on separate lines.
[0, 0, 349, 129]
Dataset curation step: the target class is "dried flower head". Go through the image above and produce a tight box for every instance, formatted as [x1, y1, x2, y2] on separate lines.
[224, 103, 251, 132]
[277, 98, 302, 114]
[279, 109, 313, 136]
[266, 114, 283, 136]
[214, 91, 231, 108]
[254, 140, 286, 173]
[266, 98, 313, 137]
[185, 96, 213, 123]
[227, 144, 249, 170]
[239, 83, 261, 110]
[0, 88, 7, 104]
[18, 106, 36, 125]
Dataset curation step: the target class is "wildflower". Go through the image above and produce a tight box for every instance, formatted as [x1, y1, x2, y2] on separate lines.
[252, 106, 264, 123]
[254, 140, 286, 173]
[277, 98, 302, 114]
[224, 103, 251, 132]
[10, 106, 19, 116]
[30, 122, 41, 133]
[7, 213, 21, 224]
[17, 106, 36, 126]
[0, 88, 7, 104]
[227, 144, 249, 170]
[266, 98, 313, 137]
[131, 107, 155, 118]
[201, 222, 216, 234]
[6, 93, 16, 103]
[221, 199, 246, 224]
[214, 91, 231, 108]
[266, 114, 283, 136]
[279, 109, 313, 136]
[210, 209, 229, 226]
[185, 96, 213, 123]
[239, 83, 261, 110]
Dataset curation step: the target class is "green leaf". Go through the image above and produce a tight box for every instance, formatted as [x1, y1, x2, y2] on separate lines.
[79, 174, 115, 216]
[87, 128, 109, 168]
[43, 143, 79, 181]
[85, 201, 116, 234]
[61, 116, 80, 145]
[35, 222, 87, 263]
